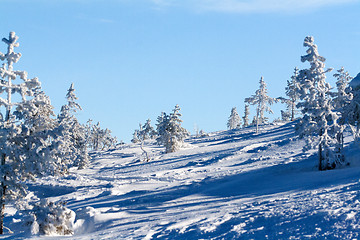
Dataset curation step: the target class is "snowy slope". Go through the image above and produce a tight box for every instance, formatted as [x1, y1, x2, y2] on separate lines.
[3, 122, 360, 239]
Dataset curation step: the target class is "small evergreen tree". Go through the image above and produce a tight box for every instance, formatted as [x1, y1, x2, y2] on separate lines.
[58, 83, 89, 169]
[245, 77, 275, 133]
[156, 105, 189, 153]
[141, 119, 157, 140]
[242, 104, 250, 127]
[227, 107, 242, 130]
[284, 67, 300, 121]
[333, 67, 353, 111]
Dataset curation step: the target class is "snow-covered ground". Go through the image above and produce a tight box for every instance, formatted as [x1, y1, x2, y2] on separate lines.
[3, 122, 360, 239]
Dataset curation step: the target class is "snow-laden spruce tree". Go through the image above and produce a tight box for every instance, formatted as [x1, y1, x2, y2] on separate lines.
[342, 72, 360, 140]
[245, 77, 275, 133]
[156, 105, 189, 153]
[0, 32, 73, 235]
[284, 67, 300, 121]
[131, 129, 140, 143]
[227, 107, 242, 130]
[58, 83, 89, 169]
[296, 36, 344, 171]
[242, 104, 250, 127]
[333, 67, 353, 111]
[141, 119, 157, 140]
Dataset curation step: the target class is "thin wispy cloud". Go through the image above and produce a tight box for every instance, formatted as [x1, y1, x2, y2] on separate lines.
[150, 0, 358, 13]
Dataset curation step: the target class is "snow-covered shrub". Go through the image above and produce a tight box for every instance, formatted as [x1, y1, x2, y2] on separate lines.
[242, 104, 250, 127]
[156, 105, 189, 153]
[29, 200, 75, 236]
[85, 120, 117, 151]
[227, 107, 242, 130]
[132, 119, 157, 143]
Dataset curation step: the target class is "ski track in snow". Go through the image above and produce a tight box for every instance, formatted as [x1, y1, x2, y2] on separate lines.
[3, 122, 360, 239]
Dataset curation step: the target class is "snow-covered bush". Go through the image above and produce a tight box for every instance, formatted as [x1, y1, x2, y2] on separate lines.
[85, 120, 117, 151]
[242, 104, 250, 127]
[227, 107, 242, 130]
[132, 119, 157, 143]
[29, 200, 75, 236]
[156, 105, 189, 153]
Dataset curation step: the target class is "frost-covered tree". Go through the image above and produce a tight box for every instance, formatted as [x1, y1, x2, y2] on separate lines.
[58, 83, 89, 169]
[333, 67, 353, 111]
[242, 104, 250, 127]
[227, 107, 242, 130]
[86, 120, 117, 151]
[296, 36, 343, 171]
[141, 119, 156, 140]
[156, 105, 189, 153]
[131, 129, 140, 143]
[156, 112, 168, 141]
[343, 75, 360, 140]
[245, 77, 275, 133]
[0, 32, 71, 234]
[131, 119, 156, 142]
[283, 67, 300, 121]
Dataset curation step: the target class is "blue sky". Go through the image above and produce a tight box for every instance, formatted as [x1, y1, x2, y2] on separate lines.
[2, 0, 360, 142]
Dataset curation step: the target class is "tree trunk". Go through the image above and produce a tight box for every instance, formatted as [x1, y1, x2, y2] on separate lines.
[0, 109, 10, 234]
[318, 143, 323, 171]
[256, 109, 259, 134]
[0, 153, 5, 234]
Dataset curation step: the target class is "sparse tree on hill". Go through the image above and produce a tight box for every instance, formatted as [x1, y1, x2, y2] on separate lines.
[245, 77, 276, 133]
[283, 67, 300, 121]
[227, 107, 242, 130]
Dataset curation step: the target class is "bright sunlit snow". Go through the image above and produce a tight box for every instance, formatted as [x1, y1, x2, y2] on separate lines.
[3, 122, 360, 239]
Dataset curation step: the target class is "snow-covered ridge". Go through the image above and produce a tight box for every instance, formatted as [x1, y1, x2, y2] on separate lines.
[5, 122, 360, 239]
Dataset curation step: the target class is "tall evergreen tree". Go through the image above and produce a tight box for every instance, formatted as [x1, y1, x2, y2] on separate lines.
[296, 36, 343, 171]
[0, 32, 69, 234]
[245, 77, 275, 133]
[58, 83, 89, 169]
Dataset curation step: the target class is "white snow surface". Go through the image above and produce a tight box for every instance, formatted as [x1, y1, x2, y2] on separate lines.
[3, 122, 360, 239]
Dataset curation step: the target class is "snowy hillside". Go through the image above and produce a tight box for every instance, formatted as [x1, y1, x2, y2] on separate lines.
[3, 122, 360, 239]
